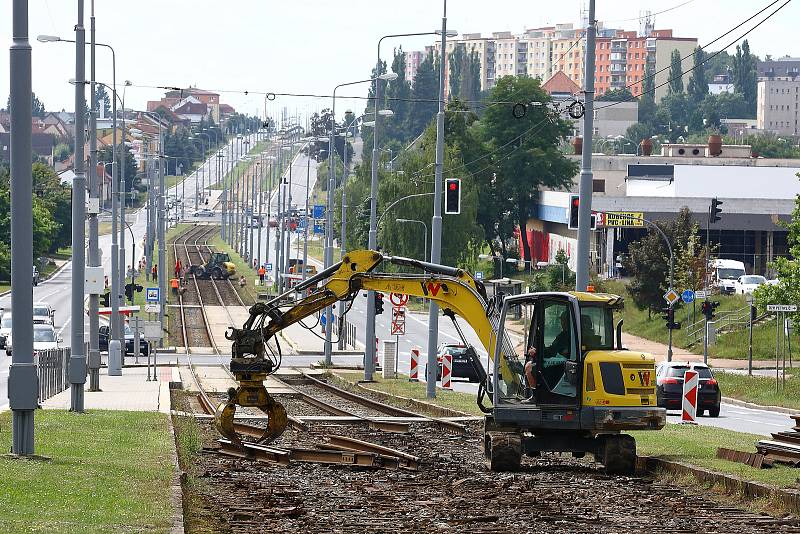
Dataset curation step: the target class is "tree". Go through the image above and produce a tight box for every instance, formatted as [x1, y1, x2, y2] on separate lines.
[99, 142, 138, 194]
[461, 50, 482, 106]
[405, 50, 438, 138]
[385, 47, 412, 142]
[732, 39, 757, 117]
[597, 88, 634, 102]
[7, 91, 46, 117]
[668, 49, 684, 95]
[448, 44, 465, 101]
[32, 162, 71, 252]
[687, 47, 709, 104]
[479, 76, 578, 265]
[95, 84, 111, 117]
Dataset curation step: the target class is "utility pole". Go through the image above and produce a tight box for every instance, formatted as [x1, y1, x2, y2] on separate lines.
[425, 1, 448, 398]
[87, 0, 100, 391]
[9, 0, 37, 454]
[158, 147, 166, 341]
[575, 0, 596, 292]
[70, 0, 88, 411]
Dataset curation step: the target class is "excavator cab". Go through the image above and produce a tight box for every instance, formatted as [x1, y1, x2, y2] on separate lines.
[484, 291, 665, 473]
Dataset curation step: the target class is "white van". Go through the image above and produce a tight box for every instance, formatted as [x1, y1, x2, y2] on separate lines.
[711, 259, 746, 295]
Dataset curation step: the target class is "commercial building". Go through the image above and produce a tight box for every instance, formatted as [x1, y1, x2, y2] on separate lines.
[522, 143, 797, 277]
[756, 78, 800, 136]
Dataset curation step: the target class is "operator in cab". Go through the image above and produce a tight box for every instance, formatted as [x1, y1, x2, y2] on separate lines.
[523, 311, 572, 392]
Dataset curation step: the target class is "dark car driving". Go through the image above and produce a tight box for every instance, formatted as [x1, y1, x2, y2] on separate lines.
[656, 361, 721, 417]
[425, 343, 483, 383]
[99, 324, 149, 357]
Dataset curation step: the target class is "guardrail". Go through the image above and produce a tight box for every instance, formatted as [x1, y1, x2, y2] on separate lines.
[36, 347, 70, 402]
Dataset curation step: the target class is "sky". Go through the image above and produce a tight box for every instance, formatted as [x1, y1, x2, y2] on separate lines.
[1, 0, 798, 125]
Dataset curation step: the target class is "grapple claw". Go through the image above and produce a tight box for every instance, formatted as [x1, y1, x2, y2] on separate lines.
[256, 395, 288, 445]
[213, 372, 288, 450]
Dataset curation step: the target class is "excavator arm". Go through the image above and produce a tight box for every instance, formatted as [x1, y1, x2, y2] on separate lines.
[217, 250, 523, 448]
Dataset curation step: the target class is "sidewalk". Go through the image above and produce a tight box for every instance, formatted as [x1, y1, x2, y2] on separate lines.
[42, 364, 176, 413]
[279, 320, 364, 356]
[622, 331, 776, 369]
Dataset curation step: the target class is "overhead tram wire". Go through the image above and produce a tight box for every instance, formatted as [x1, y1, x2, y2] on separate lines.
[601, 0, 697, 24]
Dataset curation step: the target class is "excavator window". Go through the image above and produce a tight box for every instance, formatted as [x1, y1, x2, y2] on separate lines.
[579, 305, 614, 351]
[536, 301, 578, 399]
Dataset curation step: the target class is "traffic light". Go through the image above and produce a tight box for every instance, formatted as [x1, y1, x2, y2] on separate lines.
[101, 292, 110, 307]
[125, 283, 144, 303]
[661, 306, 681, 330]
[701, 300, 720, 321]
[374, 292, 384, 315]
[444, 178, 461, 215]
[710, 197, 723, 224]
[568, 194, 580, 230]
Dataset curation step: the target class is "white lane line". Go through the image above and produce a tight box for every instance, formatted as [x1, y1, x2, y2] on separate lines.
[724, 417, 786, 428]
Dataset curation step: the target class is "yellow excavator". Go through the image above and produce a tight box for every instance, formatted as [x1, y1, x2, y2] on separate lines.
[220, 250, 665, 474]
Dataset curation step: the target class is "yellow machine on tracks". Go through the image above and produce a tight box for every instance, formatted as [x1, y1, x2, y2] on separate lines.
[220, 250, 665, 474]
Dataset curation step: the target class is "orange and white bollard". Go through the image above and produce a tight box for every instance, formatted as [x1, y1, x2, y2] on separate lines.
[441, 353, 453, 390]
[409, 347, 420, 381]
[681, 370, 698, 424]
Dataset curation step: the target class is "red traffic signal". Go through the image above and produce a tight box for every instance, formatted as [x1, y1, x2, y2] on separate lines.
[568, 194, 580, 230]
[444, 178, 461, 215]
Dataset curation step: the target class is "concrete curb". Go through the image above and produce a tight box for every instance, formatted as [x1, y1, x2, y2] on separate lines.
[165, 410, 186, 534]
[638, 455, 800, 514]
[722, 396, 800, 416]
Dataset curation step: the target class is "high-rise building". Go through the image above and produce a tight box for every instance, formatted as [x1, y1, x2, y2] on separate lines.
[404, 50, 424, 87]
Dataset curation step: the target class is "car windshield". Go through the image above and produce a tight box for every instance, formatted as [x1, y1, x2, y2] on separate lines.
[718, 268, 745, 280]
[1, 317, 11, 328]
[33, 307, 50, 316]
[33, 329, 55, 342]
[665, 366, 713, 379]
[741, 276, 766, 285]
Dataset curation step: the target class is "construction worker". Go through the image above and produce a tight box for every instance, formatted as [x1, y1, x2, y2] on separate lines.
[170, 277, 179, 296]
[152, 264, 158, 282]
[258, 264, 266, 284]
[174, 259, 182, 279]
[239, 275, 247, 288]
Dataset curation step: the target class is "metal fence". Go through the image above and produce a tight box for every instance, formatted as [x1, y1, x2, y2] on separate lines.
[36, 347, 70, 402]
[330, 315, 357, 350]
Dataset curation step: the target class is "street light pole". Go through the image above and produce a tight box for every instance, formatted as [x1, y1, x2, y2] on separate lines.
[575, 0, 597, 291]
[87, 0, 100, 391]
[9, 0, 37, 454]
[427, 4, 448, 399]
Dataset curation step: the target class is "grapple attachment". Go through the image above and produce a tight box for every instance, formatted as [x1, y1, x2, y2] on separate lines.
[214, 360, 288, 450]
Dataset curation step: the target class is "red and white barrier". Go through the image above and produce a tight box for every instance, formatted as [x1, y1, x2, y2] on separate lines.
[409, 348, 420, 381]
[441, 353, 453, 390]
[374, 337, 380, 369]
[681, 370, 698, 424]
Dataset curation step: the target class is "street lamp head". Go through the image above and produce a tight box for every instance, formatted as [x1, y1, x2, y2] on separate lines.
[124, 80, 132, 87]
[67, 78, 88, 86]
[377, 72, 398, 81]
[435, 29, 459, 37]
[37, 34, 61, 43]
[362, 121, 376, 128]
[378, 110, 394, 117]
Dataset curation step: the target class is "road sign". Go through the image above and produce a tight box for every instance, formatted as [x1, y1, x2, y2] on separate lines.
[312, 205, 325, 219]
[767, 304, 798, 312]
[681, 370, 698, 424]
[603, 211, 644, 227]
[389, 293, 409, 307]
[266, 262, 273, 272]
[144, 321, 162, 341]
[663, 289, 680, 306]
[681, 289, 695, 304]
[146, 287, 160, 302]
[475, 271, 484, 280]
[145, 303, 160, 314]
[695, 290, 707, 299]
[391, 306, 406, 335]
[313, 224, 324, 234]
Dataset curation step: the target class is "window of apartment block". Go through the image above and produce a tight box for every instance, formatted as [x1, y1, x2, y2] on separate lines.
[593, 179, 605, 193]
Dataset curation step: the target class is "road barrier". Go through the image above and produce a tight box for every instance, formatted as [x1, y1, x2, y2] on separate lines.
[37, 347, 70, 402]
[441, 353, 452, 390]
[681, 369, 698, 424]
[409, 347, 420, 381]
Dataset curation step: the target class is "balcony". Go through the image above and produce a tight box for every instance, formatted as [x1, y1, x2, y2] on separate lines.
[610, 53, 625, 62]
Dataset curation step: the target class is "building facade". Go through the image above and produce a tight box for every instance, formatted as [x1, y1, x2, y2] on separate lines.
[757, 78, 800, 136]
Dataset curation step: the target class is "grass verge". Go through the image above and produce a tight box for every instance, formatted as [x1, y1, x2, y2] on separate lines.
[633, 423, 800, 488]
[0, 283, 9, 294]
[0, 410, 175, 533]
[715, 371, 800, 410]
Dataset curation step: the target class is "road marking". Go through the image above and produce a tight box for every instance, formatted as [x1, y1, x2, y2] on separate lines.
[405, 312, 461, 342]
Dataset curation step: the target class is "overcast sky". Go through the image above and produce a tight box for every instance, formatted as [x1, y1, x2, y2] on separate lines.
[1, 0, 797, 124]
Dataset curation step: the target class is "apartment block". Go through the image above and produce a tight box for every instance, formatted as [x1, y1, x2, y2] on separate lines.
[404, 50, 424, 86]
[757, 78, 800, 135]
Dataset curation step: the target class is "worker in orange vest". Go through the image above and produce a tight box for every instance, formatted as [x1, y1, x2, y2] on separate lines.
[170, 277, 179, 296]
[258, 265, 266, 284]
[152, 264, 158, 282]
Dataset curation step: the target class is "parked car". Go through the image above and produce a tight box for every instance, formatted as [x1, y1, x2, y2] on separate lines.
[192, 208, 215, 218]
[33, 302, 55, 326]
[0, 313, 11, 349]
[656, 361, 721, 417]
[99, 323, 149, 357]
[733, 274, 767, 295]
[6, 323, 61, 356]
[425, 343, 483, 383]
[766, 278, 781, 286]
[33, 265, 40, 286]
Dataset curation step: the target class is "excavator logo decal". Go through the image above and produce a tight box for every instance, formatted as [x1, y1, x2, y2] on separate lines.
[637, 370, 651, 387]
[421, 281, 442, 297]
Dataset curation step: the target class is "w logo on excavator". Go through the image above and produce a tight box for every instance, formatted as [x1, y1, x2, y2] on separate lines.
[420, 281, 442, 297]
[637, 370, 651, 387]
